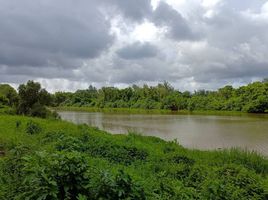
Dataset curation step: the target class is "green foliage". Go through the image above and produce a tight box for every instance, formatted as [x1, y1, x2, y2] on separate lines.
[3, 80, 268, 115]
[95, 170, 145, 200]
[25, 120, 42, 135]
[0, 145, 31, 199]
[0, 94, 8, 106]
[55, 135, 148, 165]
[0, 114, 267, 199]
[0, 84, 18, 107]
[16, 80, 55, 118]
[54, 81, 268, 113]
[18, 151, 91, 200]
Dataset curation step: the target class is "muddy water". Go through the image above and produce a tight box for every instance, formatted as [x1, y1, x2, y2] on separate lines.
[58, 111, 268, 156]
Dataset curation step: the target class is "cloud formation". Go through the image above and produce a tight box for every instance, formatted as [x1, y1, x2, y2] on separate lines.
[1, 0, 268, 92]
[0, 0, 114, 68]
[152, 2, 198, 40]
[117, 42, 158, 59]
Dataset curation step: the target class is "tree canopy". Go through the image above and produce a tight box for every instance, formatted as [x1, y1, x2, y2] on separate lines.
[16, 81, 53, 118]
[0, 84, 18, 107]
[1, 80, 268, 115]
[52, 81, 268, 113]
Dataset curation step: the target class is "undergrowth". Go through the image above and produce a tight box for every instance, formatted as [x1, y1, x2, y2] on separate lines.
[0, 114, 267, 199]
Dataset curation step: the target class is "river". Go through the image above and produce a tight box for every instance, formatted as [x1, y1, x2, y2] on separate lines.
[58, 111, 268, 156]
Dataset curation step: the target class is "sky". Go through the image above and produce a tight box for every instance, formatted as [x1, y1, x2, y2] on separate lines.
[0, 0, 268, 92]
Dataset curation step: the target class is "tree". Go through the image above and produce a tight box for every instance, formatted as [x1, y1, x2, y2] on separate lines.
[262, 77, 268, 83]
[17, 81, 52, 118]
[218, 85, 234, 99]
[0, 84, 18, 106]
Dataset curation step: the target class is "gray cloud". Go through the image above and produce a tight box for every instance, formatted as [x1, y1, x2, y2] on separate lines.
[152, 2, 198, 40]
[117, 42, 158, 59]
[1, 0, 268, 92]
[0, 0, 114, 68]
[104, 0, 152, 21]
[224, 0, 267, 11]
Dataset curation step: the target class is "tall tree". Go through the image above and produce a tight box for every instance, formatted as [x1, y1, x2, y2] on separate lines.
[17, 81, 52, 118]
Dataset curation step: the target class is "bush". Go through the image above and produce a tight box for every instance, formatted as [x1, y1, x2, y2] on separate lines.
[0, 145, 31, 199]
[95, 170, 146, 200]
[199, 165, 267, 200]
[55, 136, 86, 152]
[88, 143, 148, 165]
[54, 134, 148, 165]
[18, 151, 92, 200]
[25, 121, 42, 135]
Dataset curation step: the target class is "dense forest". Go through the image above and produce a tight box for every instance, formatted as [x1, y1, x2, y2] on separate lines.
[53, 80, 268, 113]
[1, 80, 268, 119]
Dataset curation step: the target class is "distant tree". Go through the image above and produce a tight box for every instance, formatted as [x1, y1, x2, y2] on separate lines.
[218, 85, 234, 99]
[0, 84, 18, 106]
[262, 77, 268, 83]
[49, 80, 268, 113]
[53, 92, 71, 106]
[17, 81, 53, 118]
[182, 91, 191, 98]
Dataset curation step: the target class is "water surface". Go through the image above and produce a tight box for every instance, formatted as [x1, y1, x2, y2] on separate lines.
[58, 111, 268, 156]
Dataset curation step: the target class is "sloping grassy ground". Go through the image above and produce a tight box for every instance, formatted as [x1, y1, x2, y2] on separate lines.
[0, 114, 267, 199]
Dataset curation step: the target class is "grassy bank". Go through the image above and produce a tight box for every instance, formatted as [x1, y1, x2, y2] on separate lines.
[0, 113, 267, 199]
[54, 106, 251, 116]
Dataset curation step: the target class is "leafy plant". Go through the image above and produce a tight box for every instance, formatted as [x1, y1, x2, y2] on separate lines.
[18, 151, 92, 200]
[25, 120, 42, 135]
[95, 170, 146, 200]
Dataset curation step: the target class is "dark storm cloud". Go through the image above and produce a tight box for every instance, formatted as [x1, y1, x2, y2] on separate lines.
[1, 0, 268, 92]
[0, 0, 114, 68]
[152, 2, 198, 40]
[117, 42, 158, 59]
[104, 0, 153, 21]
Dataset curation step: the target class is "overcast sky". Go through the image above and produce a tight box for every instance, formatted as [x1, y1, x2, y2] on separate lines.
[1, 0, 268, 92]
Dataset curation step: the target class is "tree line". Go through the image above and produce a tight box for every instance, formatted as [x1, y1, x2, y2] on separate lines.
[1, 79, 268, 118]
[54, 80, 268, 113]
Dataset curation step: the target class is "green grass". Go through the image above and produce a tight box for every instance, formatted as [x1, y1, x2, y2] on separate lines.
[0, 113, 267, 199]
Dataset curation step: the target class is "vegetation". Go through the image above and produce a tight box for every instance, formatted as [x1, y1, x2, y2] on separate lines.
[0, 114, 267, 199]
[1, 80, 268, 115]
[1, 80, 268, 198]
[0, 81, 58, 118]
[52, 80, 268, 113]
[0, 84, 18, 107]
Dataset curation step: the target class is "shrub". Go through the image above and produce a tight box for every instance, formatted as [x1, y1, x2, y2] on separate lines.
[0, 145, 31, 199]
[55, 136, 86, 152]
[18, 151, 92, 200]
[88, 143, 148, 165]
[95, 170, 146, 200]
[171, 155, 195, 165]
[199, 165, 267, 199]
[25, 120, 42, 135]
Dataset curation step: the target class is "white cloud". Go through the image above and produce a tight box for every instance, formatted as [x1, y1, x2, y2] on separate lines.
[201, 0, 222, 9]
[262, 2, 268, 13]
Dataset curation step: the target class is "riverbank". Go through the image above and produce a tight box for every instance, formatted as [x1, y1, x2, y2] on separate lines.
[54, 106, 252, 116]
[0, 113, 267, 199]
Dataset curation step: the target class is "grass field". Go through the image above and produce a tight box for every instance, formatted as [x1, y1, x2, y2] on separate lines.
[0, 113, 267, 199]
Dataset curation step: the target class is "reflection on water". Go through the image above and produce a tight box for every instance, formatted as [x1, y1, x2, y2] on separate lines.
[58, 111, 268, 156]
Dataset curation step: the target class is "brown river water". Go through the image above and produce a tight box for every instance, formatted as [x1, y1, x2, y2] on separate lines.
[58, 111, 268, 156]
